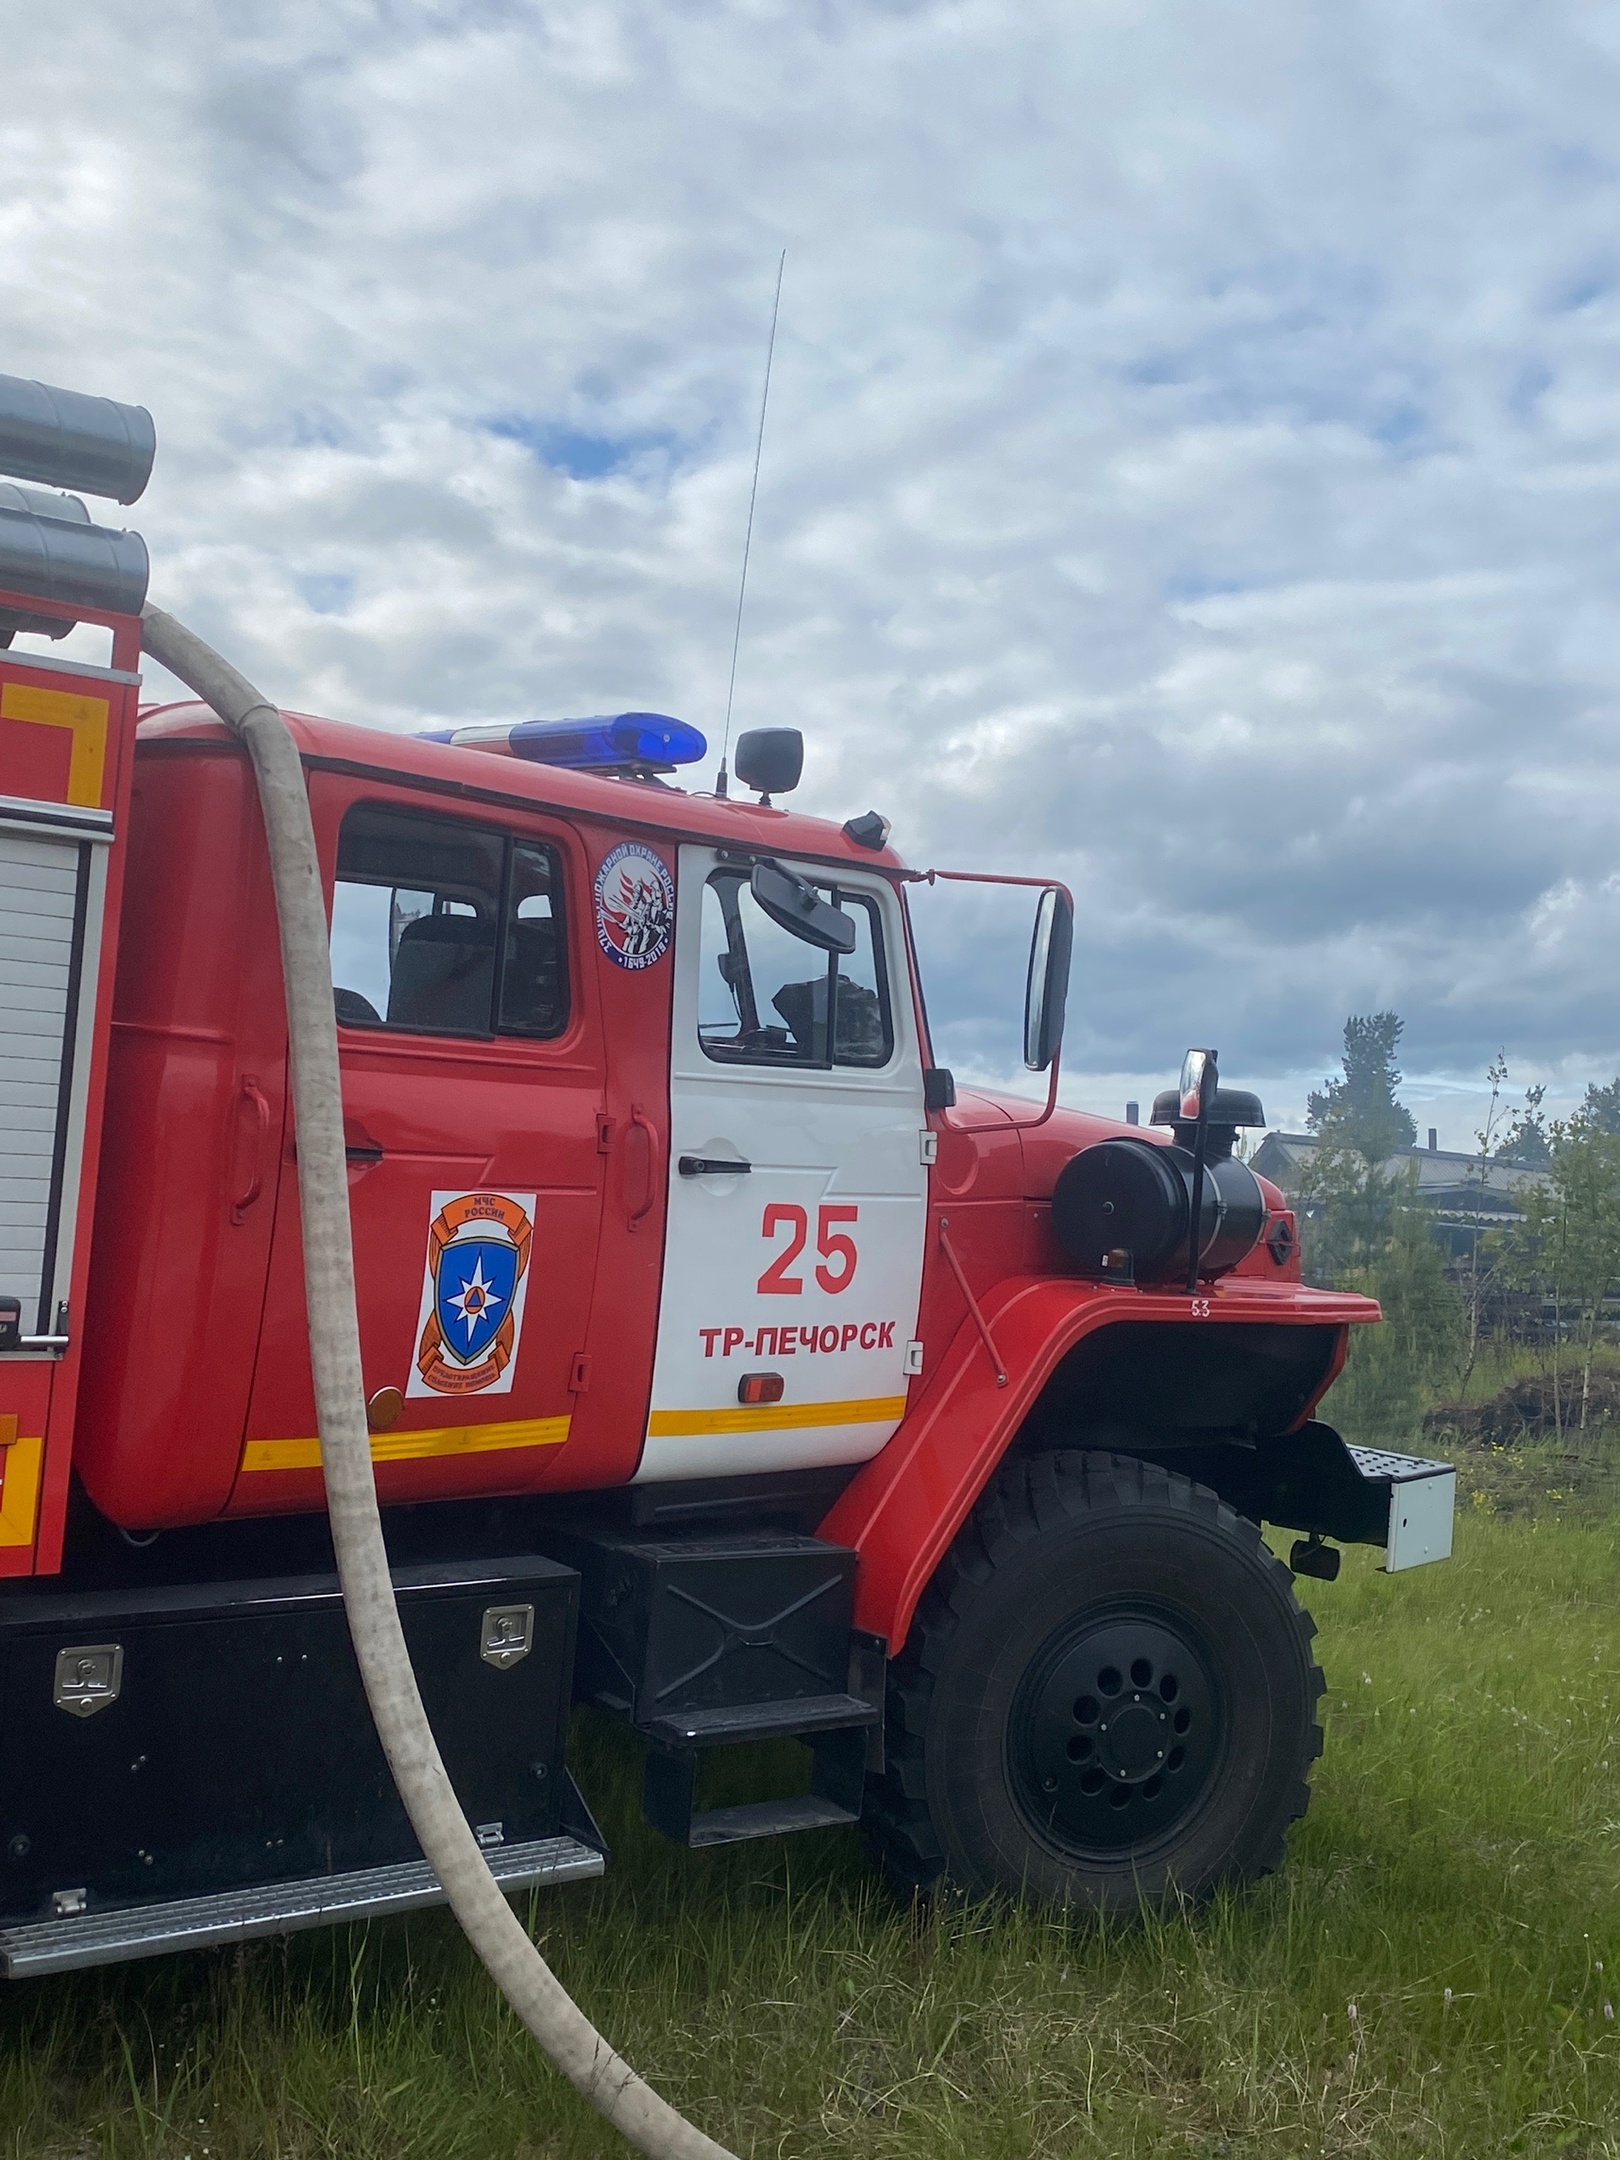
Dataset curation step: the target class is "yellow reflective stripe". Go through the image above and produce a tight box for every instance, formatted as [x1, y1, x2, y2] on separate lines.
[0, 1434, 44, 1547]
[0, 681, 110, 807]
[646, 1395, 907, 1439]
[240, 1414, 571, 1476]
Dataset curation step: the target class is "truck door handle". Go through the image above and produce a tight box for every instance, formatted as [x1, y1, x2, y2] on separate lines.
[677, 1156, 752, 1177]
[229, 1079, 271, 1225]
[627, 1101, 660, 1229]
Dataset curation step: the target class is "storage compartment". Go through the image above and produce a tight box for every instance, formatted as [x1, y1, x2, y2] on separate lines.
[0, 1556, 579, 1922]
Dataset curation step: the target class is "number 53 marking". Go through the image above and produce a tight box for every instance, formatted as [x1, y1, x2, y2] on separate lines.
[1191, 1297, 1212, 1318]
[757, 1203, 860, 1295]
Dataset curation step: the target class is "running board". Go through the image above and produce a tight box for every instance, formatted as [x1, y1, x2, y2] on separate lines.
[0, 1834, 604, 1977]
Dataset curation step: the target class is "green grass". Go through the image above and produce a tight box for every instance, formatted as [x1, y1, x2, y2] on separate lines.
[3, 1498, 1619, 2159]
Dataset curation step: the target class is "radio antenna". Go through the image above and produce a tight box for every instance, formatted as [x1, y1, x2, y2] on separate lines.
[715, 249, 786, 800]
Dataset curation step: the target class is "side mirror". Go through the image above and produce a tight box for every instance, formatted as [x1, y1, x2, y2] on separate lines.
[750, 860, 857, 954]
[1023, 887, 1073, 1071]
[1179, 1047, 1216, 1120]
[734, 728, 804, 803]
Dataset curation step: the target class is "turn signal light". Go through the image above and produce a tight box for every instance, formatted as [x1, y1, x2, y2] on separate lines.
[737, 1373, 785, 1406]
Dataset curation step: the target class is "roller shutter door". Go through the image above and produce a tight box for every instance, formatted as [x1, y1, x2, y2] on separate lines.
[0, 831, 86, 1332]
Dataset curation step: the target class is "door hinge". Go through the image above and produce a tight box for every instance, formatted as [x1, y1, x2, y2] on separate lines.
[569, 1351, 591, 1394]
[904, 1340, 924, 1377]
[919, 1131, 938, 1165]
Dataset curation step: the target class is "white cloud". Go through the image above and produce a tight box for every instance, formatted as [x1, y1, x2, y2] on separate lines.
[7, 0, 1620, 1145]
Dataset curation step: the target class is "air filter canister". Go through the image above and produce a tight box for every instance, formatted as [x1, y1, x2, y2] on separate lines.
[1051, 1137, 1267, 1284]
[0, 375, 156, 504]
[0, 499, 149, 619]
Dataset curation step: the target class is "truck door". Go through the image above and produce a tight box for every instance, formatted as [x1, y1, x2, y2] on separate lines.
[639, 844, 927, 1483]
[236, 784, 606, 1512]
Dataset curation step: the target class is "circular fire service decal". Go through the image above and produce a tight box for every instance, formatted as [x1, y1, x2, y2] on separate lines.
[594, 842, 675, 970]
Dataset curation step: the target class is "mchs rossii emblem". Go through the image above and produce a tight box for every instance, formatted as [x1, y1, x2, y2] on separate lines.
[409, 1191, 536, 1398]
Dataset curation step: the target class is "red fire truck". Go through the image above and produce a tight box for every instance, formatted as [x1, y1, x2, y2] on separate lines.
[0, 372, 1454, 1976]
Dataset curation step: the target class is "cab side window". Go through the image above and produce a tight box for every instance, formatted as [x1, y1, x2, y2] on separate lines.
[698, 870, 892, 1069]
[330, 804, 567, 1039]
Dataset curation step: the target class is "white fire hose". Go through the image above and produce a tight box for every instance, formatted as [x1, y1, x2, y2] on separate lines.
[139, 604, 736, 2160]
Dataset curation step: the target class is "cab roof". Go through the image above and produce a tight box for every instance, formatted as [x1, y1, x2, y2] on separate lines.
[136, 702, 910, 878]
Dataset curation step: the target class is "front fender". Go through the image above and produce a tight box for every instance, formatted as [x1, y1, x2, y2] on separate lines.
[819, 1274, 1379, 1653]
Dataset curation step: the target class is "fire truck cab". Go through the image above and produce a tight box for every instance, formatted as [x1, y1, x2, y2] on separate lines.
[0, 371, 1455, 1974]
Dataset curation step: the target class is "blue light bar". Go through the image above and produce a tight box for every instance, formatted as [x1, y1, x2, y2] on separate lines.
[421, 712, 706, 773]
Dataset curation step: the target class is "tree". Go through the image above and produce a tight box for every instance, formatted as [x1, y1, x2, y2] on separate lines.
[1495, 1083, 1551, 1168]
[1457, 1053, 1512, 1397]
[1306, 1012, 1418, 1165]
[1581, 1076, 1620, 1135]
[1330, 1194, 1462, 1442]
[1500, 1111, 1620, 1433]
[1295, 1142, 1396, 1289]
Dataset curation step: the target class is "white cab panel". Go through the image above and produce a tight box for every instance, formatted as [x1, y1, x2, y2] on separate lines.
[638, 844, 927, 1483]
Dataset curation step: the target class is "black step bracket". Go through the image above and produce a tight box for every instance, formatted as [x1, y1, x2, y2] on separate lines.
[643, 1722, 870, 1849]
[536, 1526, 860, 1723]
[557, 1767, 610, 1861]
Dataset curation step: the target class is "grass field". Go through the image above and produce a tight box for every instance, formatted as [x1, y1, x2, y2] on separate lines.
[2, 1453, 1618, 2159]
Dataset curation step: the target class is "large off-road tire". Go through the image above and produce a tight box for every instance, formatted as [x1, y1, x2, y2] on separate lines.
[865, 1450, 1325, 1911]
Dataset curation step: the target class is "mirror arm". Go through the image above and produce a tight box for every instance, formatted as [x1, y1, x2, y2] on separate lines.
[1002, 1050, 1064, 1133]
[917, 869, 1074, 1130]
[916, 868, 1075, 899]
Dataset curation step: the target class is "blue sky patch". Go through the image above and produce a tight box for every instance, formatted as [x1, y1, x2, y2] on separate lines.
[299, 572, 354, 615]
[483, 416, 677, 479]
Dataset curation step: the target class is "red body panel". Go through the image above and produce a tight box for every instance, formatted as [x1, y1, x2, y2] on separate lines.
[75, 742, 291, 1526]
[821, 1088, 1351, 1651]
[228, 781, 673, 1515]
[79, 721, 691, 1527]
[0, 596, 144, 1575]
[138, 704, 913, 880]
[821, 1276, 1374, 1653]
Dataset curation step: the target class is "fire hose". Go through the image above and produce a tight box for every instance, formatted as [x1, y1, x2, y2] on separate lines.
[139, 603, 736, 2160]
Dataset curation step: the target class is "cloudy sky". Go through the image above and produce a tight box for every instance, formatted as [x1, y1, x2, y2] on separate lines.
[7, 0, 1620, 1143]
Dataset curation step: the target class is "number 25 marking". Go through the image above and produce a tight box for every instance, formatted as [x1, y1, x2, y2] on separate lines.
[757, 1203, 860, 1295]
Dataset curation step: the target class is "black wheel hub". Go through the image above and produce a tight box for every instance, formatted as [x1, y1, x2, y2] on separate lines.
[1009, 1611, 1220, 1854]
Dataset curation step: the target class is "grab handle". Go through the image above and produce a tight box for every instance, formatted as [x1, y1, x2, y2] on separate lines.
[229, 1078, 271, 1225]
[626, 1101, 660, 1230]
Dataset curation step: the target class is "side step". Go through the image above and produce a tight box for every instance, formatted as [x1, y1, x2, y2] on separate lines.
[0, 1833, 604, 1977]
[641, 1691, 879, 1749]
[534, 1522, 888, 1850]
[643, 1722, 871, 1849]
[646, 1784, 862, 1850]
[641, 1689, 879, 1849]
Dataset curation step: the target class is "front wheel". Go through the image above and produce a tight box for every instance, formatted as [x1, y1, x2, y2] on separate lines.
[865, 1450, 1324, 1911]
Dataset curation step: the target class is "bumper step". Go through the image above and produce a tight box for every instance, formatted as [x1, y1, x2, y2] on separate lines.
[0, 1833, 604, 1977]
[1255, 1422, 1455, 1573]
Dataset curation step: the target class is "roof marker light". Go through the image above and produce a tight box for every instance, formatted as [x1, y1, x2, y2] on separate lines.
[420, 712, 707, 775]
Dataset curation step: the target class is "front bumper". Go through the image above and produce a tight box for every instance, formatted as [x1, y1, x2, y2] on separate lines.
[1257, 1421, 1455, 1571]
